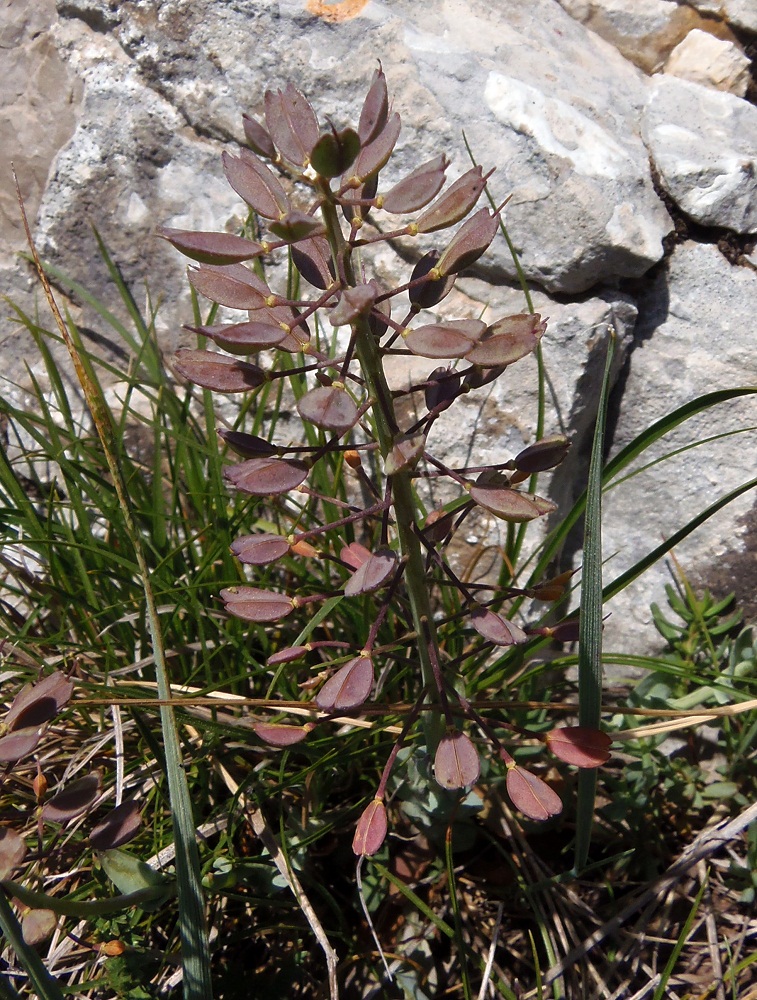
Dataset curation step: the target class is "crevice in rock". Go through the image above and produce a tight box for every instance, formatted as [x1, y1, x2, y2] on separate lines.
[648, 160, 757, 269]
[56, 0, 122, 34]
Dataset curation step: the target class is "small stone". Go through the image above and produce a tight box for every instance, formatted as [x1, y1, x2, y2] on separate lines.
[665, 29, 750, 97]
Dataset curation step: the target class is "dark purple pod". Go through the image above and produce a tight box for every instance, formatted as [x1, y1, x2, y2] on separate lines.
[514, 435, 571, 473]
[352, 798, 388, 856]
[267, 645, 308, 666]
[42, 772, 102, 824]
[422, 507, 455, 543]
[328, 283, 377, 327]
[297, 385, 358, 433]
[0, 727, 43, 763]
[468, 485, 556, 522]
[157, 227, 263, 266]
[380, 155, 449, 214]
[434, 732, 480, 789]
[404, 319, 485, 360]
[290, 236, 335, 290]
[231, 533, 291, 565]
[242, 113, 276, 159]
[351, 113, 401, 183]
[436, 208, 500, 276]
[6, 670, 74, 731]
[89, 800, 143, 851]
[415, 165, 490, 234]
[462, 365, 505, 391]
[187, 321, 287, 355]
[264, 84, 320, 168]
[268, 210, 325, 243]
[172, 350, 266, 393]
[358, 66, 389, 145]
[189, 264, 271, 311]
[408, 251, 456, 310]
[469, 606, 527, 646]
[424, 366, 461, 411]
[310, 127, 361, 178]
[224, 457, 308, 495]
[217, 430, 277, 458]
[340, 173, 379, 224]
[316, 656, 374, 712]
[368, 280, 391, 337]
[465, 314, 547, 368]
[222, 149, 290, 220]
[221, 586, 295, 623]
[344, 549, 398, 597]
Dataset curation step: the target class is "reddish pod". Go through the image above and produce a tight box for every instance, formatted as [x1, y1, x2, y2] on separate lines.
[434, 732, 480, 789]
[298, 385, 358, 433]
[172, 350, 266, 393]
[506, 765, 563, 821]
[352, 798, 388, 856]
[224, 457, 308, 496]
[221, 587, 295, 623]
[316, 656, 374, 712]
[546, 727, 612, 767]
[157, 227, 263, 265]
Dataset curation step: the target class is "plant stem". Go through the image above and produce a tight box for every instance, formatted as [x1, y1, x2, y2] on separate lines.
[319, 191, 444, 752]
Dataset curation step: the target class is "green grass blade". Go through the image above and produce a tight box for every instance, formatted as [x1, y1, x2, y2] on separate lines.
[574, 330, 615, 872]
[652, 874, 706, 1000]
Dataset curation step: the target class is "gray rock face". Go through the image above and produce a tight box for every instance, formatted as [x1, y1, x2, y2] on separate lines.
[602, 242, 757, 650]
[643, 76, 757, 234]
[1, 0, 756, 656]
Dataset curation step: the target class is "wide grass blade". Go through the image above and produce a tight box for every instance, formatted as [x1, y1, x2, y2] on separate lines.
[574, 330, 615, 872]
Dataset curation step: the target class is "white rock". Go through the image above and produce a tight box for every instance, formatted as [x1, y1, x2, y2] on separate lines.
[643, 76, 757, 233]
[665, 29, 750, 96]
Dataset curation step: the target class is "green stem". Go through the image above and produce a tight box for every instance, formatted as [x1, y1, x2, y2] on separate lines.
[319, 191, 444, 752]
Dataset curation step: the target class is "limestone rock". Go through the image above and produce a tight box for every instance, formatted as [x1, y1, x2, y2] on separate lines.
[31, 0, 669, 306]
[0, 0, 82, 290]
[601, 243, 757, 651]
[643, 76, 757, 233]
[555, 0, 715, 72]
[2, 0, 754, 659]
[665, 29, 751, 96]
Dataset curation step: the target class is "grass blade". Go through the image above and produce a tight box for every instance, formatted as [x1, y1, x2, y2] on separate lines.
[574, 329, 615, 872]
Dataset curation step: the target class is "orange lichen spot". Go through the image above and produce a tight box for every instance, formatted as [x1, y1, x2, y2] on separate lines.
[306, 0, 370, 23]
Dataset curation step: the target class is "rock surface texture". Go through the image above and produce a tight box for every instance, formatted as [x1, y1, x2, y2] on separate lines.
[1, 0, 756, 654]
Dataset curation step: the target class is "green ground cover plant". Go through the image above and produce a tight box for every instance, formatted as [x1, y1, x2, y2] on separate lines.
[1, 70, 756, 999]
